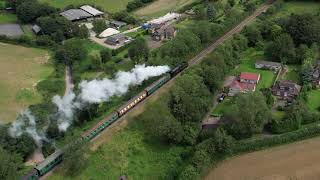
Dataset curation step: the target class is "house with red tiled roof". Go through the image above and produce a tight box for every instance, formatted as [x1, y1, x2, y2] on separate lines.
[227, 72, 260, 96]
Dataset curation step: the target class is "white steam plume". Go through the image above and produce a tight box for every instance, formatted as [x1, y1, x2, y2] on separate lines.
[9, 110, 47, 146]
[53, 64, 170, 132]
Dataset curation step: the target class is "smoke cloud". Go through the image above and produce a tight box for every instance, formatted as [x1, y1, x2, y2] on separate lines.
[9, 110, 47, 146]
[53, 64, 170, 132]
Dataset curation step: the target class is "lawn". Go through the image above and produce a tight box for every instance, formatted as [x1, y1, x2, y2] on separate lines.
[307, 90, 320, 113]
[0, 43, 53, 123]
[275, 1, 320, 17]
[212, 97, 233, 115]
[39, 0, 132, 13]
[233, 48, 276, 90]
[0, 13, 17, 24]
[272, 110, 286, 120]
[284, 65, 300, 84]
[134, 0, 199, 18]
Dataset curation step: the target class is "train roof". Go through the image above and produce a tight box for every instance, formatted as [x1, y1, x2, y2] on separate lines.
[116, 91, 147, 112]
[145, 75, 169, 91]
[82, 112, 118, 137]
[35, 149, 63, 170]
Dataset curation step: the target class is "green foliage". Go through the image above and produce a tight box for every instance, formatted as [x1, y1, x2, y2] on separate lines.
[300, 62, 314, 84]
[55, 38, 87, 65]
[127, 0, 155, 11]
[243, 24, 262, 47]
[206, 4, 216, 21]
[36, 79, 64, 101]
[100, 49, 112, 64]
[284, 13, 320, 46]
[0, 146, 23, 180]
[265, 33, 296, 64]
[170, 72, 211, 123]
[112, 11, 137, 24]
[92, 19, 107, 34]
[225, 92, 271, 139]
[62, 141, 89, 177]
[128, 37, 149, 64]
[179, 165, 199, 180]
[16, 0, 57, 23]
[89, 50, 102, 70]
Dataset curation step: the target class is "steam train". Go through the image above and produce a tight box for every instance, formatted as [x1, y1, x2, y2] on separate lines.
[21, 62, 188, 180]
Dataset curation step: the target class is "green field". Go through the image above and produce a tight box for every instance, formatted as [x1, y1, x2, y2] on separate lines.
[49, 103, 185, 179]
[134, 0, 198, 18]
[212, 97, 233, 115]
[233, 48, 276, 90]
[0, 13, 17, 24]
[0, 43, 53, 123]
[39, 0, 132, 13]
[307, 90, 320, 113]
[276, 1, 320, 17]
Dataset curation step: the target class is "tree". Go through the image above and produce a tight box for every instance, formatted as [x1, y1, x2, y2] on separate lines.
[100, 49, 112, 63]
[207, 4, 216, 21]
[0, 147, 23, 180]
[243, 25, 262, 47]
[212, 128, 234, 154]
[179, 165, 199, 180]
[260, 88, 274, 108]
[170, 72, 211, 123]
[265, 33, 296, 64]
[284, 14, 320, 46]
[300, 62, 314, 85]
[92, 19, 107, 34]
[75, 24, 89, 39]
[62, 141, 89, 177]
[228, 0, 236, 7]
[202, 65, 224, 93]
[128, 37, 149, 64]
[89, 50, 102, 70]
[16, 1, 56, 23]
[55, 38, 87, 65]
[225, 92, 271, 139]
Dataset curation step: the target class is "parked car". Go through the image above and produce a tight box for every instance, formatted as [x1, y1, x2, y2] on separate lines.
[218, 94, 226, 102]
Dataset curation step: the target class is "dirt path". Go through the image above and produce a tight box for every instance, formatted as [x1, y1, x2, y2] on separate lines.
[64, 66, 73, 96]
[205, 136, 320, 180]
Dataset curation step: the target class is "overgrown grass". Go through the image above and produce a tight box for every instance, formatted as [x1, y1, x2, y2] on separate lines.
[0, 43, 53, 123]
[0, 13, 17, 24]
[276, 1, 320, 17]
[39, 0, 133, 13]
[284, 65, 300, 84]
[307, 90, 320, 113]
[233, 48, 276, 90]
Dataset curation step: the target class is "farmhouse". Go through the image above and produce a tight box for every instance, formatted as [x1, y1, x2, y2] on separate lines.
[80, 5, 104, 17]
[255, 60, 282, 71]
[0, 24, 23, 37]
[60, 9, 93, 21]
[227, 72, 260, 96]
[272, 80, 301, 101]
[109, 20, 127, 30]
[105, 33, 129, 46]
[312, 61, 320, 87]
[151, 25, 177, 41]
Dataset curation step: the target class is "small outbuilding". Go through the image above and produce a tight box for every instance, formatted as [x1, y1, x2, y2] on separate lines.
[109, 20, 127, 29]
[32, 24, 42, 35]
[105, 33, 129, 46]
[99, 28, 120, 38]
[255, 60, 282, 71]
[80, 5, 104, 17]
[60, 9, 93, 21]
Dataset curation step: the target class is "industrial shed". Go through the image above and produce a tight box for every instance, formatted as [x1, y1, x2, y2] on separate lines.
[80, 5, 104, 17]
[0, 24, 23, 37]
[60, 9, 93, 21]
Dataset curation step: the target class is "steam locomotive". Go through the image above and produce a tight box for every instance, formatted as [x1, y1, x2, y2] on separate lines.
[21, 62, 188, 180]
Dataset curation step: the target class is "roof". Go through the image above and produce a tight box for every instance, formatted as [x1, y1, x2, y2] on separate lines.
[60, 9, 92, 21]
[256, 60, 281, 67]
[80, 5, 104, 16]
[240, 72, 260, 81]
[106, 33, 127, 42]
[149, 12, 181, 24]
[110, 20, 127, 27]
[0, 24, 23, 37]
[32, 24, 41, 33]
[36, 149, 63, 170]
[99, 28, 120, 38]
[229, 80, 256, 91]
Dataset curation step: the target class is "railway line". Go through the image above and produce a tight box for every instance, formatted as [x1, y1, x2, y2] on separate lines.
[21, 3, 271, 180]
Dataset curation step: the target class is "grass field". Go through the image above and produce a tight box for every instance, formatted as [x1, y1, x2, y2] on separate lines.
[135, 0, 198, 18]
[276, 1, 320, 17]
[0, 43, 52, 123]
[307, 90, 320, 113]
[0, 13, 17, 24]
[39, 0, 132, 13]
[205, 136, 320, 180]
[49, 101, 185, 179]
[284, 65, 300, 84]
[233, 48, 276, 90]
